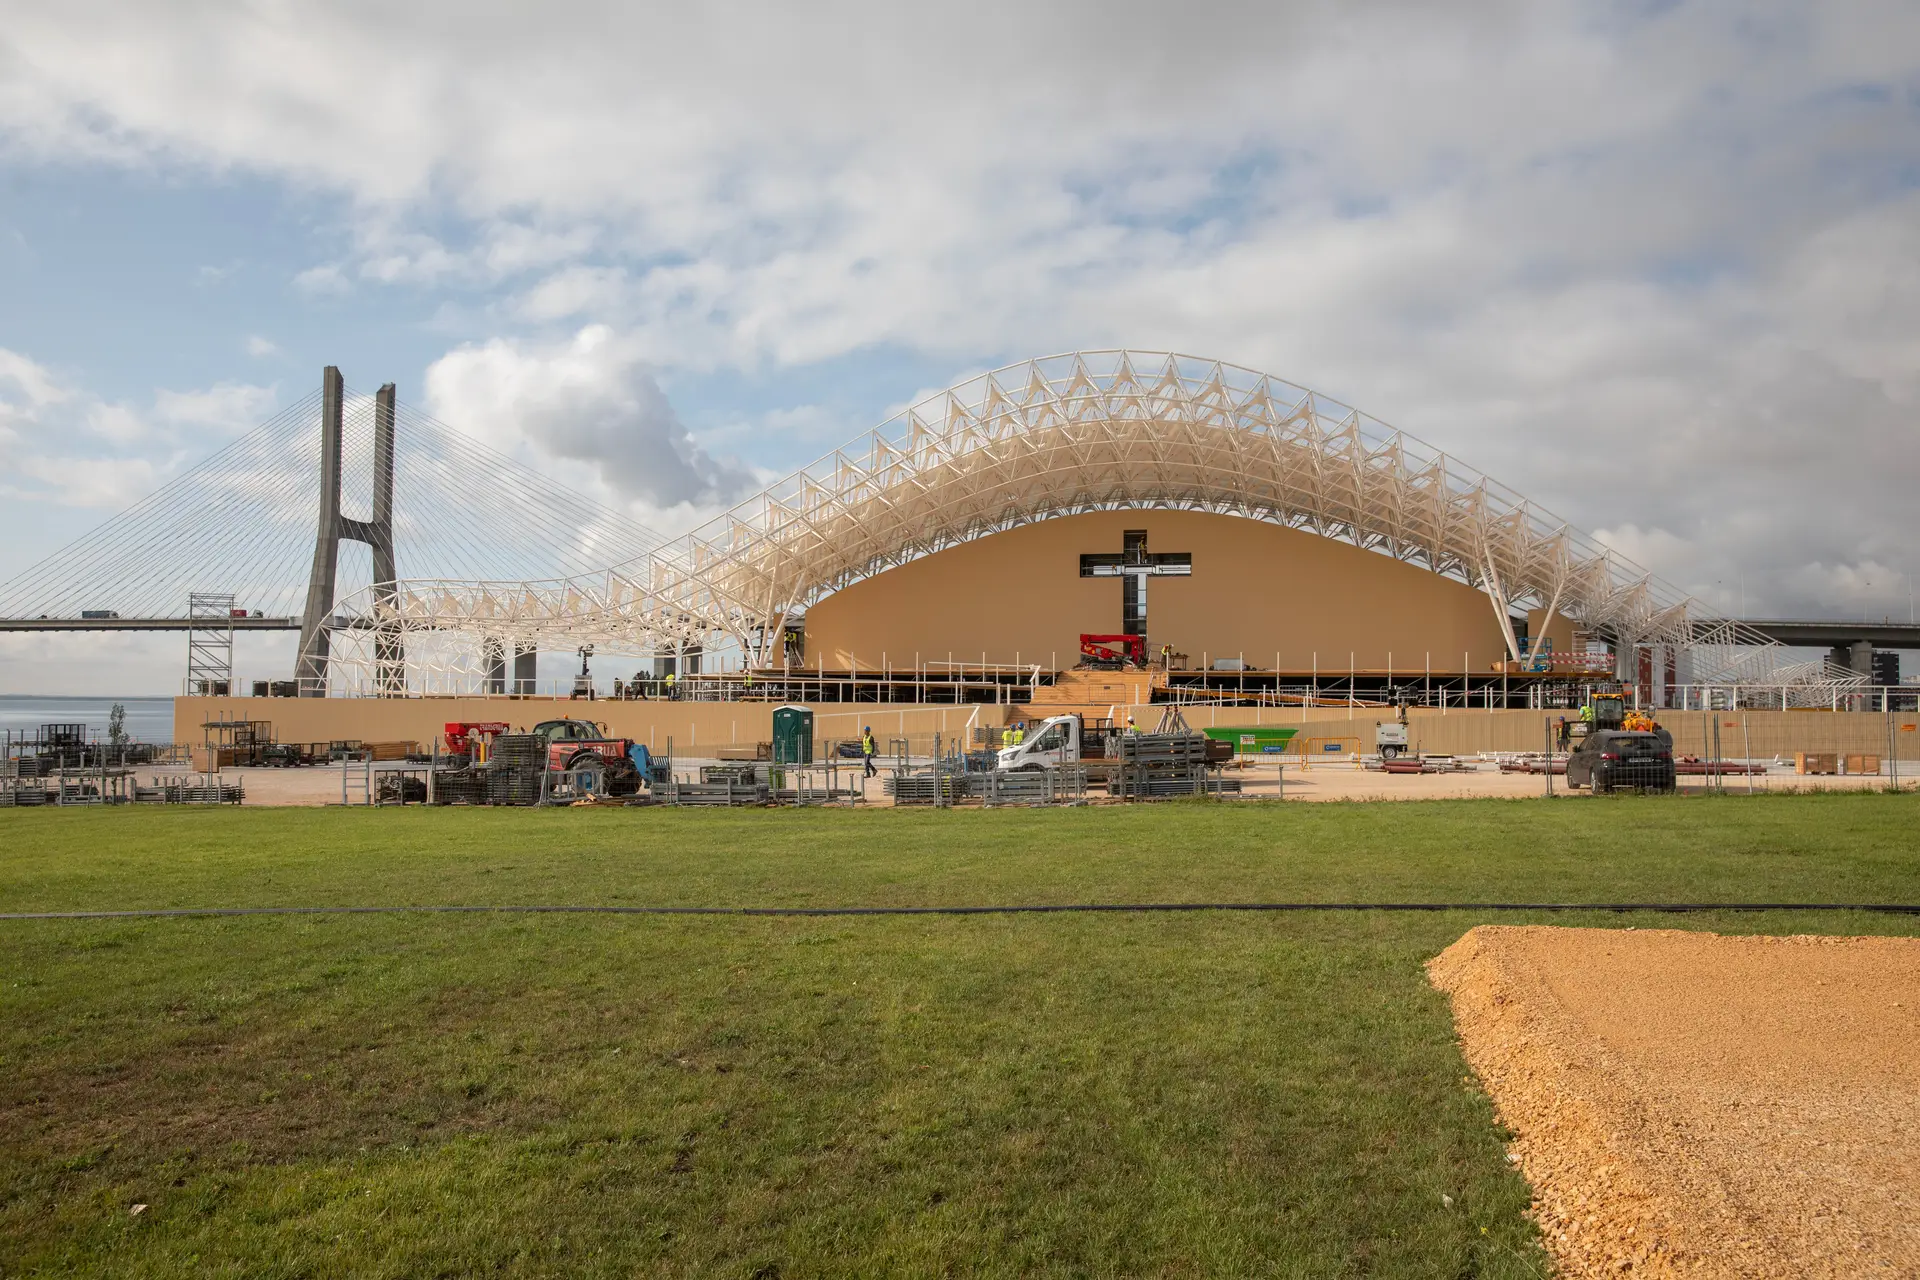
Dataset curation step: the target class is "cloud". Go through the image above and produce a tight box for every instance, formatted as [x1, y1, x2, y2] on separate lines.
[245, 334, 278, 357]
[292, 264, 349, 295]
[154, 381, 278, 431]
[424, 325, 752, 510]
[0, 348, 276, 508]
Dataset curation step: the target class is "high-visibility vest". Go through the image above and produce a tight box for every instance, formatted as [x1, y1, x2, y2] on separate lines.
[1011, 728, 1024, 745]
[1001, 728, 1013, 747]
[862, 732, 875, 755]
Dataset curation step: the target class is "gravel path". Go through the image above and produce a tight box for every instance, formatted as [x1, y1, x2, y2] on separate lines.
[1430, 926, 1920, 1277]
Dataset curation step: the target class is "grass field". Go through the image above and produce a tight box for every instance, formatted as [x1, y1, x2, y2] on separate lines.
[4, 794, 1917, 1277]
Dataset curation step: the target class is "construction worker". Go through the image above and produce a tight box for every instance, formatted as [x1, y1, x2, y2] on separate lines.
[1160, 642, 1173, 669]
[664, 670, 678, 701]
[1125, 715, 1138, 735]
[1579, 702, 1594, 726]
[861, 725, 877, 779]
[1011, 721, 1025, 746]
[1556, 716, 1571, 751]
[744, 670, 755, 692]
[1001, 723, 1013, 749]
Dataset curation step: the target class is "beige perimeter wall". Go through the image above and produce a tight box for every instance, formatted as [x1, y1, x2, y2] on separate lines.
[1112, 706, 1920, 761]
[801, 510, 1560, 673]
[178, 697, 1919, 761]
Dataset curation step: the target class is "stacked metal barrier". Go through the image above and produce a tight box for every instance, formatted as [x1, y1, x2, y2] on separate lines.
[982, 767, 1088, 807]
[0, 769, 242, 806]
[431, 732, 545, 805]
[658, 777, 771, 805]
[886, 772, 978, 804]
[1107, 733, 1238, 799]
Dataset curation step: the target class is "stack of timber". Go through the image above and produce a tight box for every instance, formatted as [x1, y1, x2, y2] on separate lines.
[1023, 668, 1161, 719]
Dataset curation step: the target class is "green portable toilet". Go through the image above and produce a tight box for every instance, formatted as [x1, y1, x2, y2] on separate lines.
[771, 705, 814, 765]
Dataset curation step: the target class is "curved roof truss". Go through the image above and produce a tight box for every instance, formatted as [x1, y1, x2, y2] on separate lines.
[328, 351, 1810, 682]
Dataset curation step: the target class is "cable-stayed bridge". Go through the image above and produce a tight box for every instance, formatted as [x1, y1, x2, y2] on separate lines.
[0, 366, 667, 693]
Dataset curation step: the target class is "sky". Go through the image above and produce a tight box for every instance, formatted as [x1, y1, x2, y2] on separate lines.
[1, 0, 1918, 693]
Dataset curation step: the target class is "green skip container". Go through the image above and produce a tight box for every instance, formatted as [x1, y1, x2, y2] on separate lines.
[1200, 725, 1300, 756]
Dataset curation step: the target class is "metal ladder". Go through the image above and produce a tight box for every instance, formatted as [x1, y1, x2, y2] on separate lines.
[340, 753, 373, 806]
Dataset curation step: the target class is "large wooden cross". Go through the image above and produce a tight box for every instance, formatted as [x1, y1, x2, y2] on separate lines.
[1079, 529, 1191, 646]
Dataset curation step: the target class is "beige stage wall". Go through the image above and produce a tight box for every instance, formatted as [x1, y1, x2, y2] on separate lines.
[801, 509, 1575, 673]
[177, 696, 1919, 762]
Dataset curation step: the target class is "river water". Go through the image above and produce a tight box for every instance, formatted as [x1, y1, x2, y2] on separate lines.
[0, 696, 177, 744]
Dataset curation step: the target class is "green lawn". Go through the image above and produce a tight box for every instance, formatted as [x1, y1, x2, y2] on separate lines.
[3, 795, 1916, 1277]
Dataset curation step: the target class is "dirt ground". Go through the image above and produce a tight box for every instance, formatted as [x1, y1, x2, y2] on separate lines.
[1429, 926, 1920, 1277]
[139, 761, 1914, 806]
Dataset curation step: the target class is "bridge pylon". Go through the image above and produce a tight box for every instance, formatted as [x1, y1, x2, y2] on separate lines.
[296, 368, 400, 695]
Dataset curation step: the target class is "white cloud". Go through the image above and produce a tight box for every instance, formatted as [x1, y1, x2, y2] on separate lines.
[0, 347, 69, 413]
[518, 265, 630, 323]
[0, 348, 276, 509]
[245, 334, 278, 357]
[424, 325, 752, 513]
[154, 382, 278, 431]
[292, 263, 349, 295]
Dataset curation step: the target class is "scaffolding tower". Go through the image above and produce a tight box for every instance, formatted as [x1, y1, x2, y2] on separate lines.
[187, 592, 236, 695]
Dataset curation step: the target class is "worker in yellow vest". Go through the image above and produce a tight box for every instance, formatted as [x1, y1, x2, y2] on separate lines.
[1001, 724, 1014, 749]
[861, 726, 877, 778]
[1011, 722, 1025, 746]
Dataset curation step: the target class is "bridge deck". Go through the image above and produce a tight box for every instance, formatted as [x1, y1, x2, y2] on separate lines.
[0, 617, 301, 632]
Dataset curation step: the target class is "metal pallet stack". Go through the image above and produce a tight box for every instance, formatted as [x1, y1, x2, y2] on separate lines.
[982, 766, 1088, 807]
[431, 732, 545, 805]
[885, 771, 977, 804]
[1108, 733, 1239, 799]
[658, 777, 771, 805]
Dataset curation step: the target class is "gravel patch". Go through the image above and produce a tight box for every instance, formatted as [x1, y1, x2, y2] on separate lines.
[1430, 925, 1920, 1277]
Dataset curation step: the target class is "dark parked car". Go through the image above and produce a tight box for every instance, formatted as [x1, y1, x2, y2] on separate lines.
[1567, 729, 1675, 794]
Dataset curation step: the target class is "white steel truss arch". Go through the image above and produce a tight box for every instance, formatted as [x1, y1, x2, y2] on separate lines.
[317, 350, 1849, 690]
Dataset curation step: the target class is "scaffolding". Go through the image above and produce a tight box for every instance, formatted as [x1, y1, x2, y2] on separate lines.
[187, 592, 236, 696]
